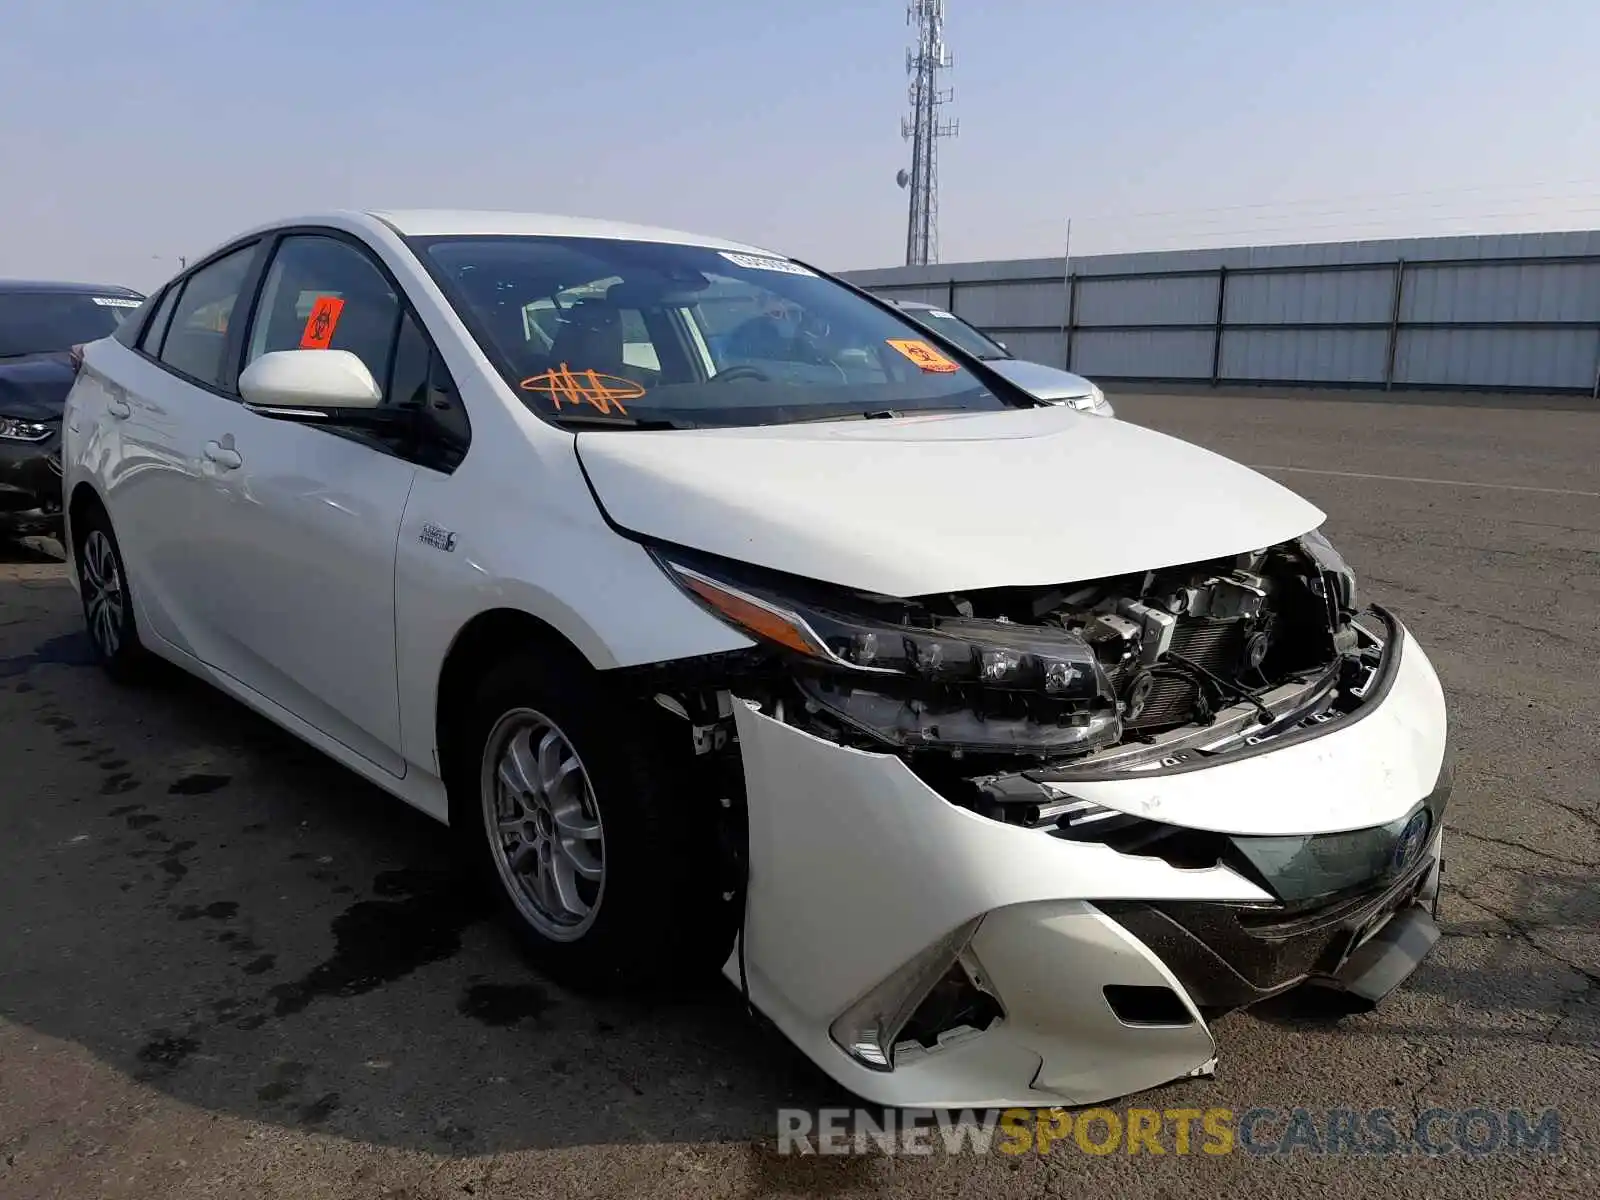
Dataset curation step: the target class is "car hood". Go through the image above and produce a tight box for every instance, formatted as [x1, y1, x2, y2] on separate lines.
[575, 406, 1326, 596]
[0, 353, 73, 421]
[984, 357, 1095, 401]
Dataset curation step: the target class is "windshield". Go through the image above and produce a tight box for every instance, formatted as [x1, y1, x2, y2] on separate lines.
[898, 306, 1009, 360]
[0, 291, 141, 358]
[412, 235, 1030, 429]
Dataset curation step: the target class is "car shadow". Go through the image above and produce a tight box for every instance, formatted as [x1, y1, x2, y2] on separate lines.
[0, 576, 851, 1157]
[1250, 869, 1599, 1048]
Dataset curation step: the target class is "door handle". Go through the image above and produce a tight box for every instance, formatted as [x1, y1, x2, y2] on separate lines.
[203, 440, 243, 470]
[107, 397, 132, 419]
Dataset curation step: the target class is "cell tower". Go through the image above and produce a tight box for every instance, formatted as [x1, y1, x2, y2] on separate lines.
[897, 0, 957, 266]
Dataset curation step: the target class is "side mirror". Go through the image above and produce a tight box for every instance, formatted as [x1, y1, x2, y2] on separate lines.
[239, 349, 383, 413]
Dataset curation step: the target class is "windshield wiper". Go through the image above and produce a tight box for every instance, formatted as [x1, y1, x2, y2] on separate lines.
[785, 405, 976, 425]
[550, 412, 686, 431]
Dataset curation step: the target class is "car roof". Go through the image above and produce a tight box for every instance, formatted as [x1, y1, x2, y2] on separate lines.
[368, 209, 783, 256]
[185, 210, 805, 277]
[0, 279, 144, 299]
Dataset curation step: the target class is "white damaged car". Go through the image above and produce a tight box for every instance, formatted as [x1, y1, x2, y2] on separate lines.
[61, 210, 1450, 1110]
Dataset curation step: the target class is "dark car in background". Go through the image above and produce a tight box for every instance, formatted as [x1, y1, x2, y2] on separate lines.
[0, 280, 144, 540]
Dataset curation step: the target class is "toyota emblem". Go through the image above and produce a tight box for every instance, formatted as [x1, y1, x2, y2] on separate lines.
[1392, 809, 1431, 872]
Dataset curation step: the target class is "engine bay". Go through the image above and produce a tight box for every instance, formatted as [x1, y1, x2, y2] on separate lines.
[772, 535, 1367, 766]
[965, 539, 1360, 738]
[635, 534, 1379, 782]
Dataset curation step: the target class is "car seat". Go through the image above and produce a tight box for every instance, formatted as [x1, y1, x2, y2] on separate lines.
[547, 299, 628, 380]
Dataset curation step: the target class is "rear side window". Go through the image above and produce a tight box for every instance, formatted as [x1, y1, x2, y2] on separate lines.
[137, 285, 181, 356]
[112, 293, 157, 348]
[158, 246, 257, 389]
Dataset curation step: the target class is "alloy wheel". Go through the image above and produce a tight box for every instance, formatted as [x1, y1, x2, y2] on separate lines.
[479, 708, 607, 942]
[81, 529, 125, 658]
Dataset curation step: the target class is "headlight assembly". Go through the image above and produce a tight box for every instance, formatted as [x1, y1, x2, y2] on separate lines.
[1300, 527, 1358, 616]
[657, 552, 1122, 756]
[0, 416, 52, 442]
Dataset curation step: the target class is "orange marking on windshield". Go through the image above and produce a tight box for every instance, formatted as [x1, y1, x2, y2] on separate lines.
[520, 364, 646, 415]
[885, 338, 960, 373]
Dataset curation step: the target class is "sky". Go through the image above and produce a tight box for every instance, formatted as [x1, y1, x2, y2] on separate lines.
[3, 0, 1599, 293]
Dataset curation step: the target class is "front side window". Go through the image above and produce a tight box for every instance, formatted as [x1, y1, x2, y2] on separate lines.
[245, 235, 402, 393]
[413, 235, 1029, 429]
[158, 246, 258, 388]
[0, 291, 142, 359]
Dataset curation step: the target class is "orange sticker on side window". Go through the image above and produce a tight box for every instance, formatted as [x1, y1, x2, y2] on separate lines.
[299, 296, 345, 349]
[885, 338, 960, 372]
[520, 364, 646, 416]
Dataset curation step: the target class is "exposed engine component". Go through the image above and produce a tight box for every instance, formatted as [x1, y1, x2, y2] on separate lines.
[642, 534, 1364, 783]
[931, 541, 1358, 739]
[1122, 668, 1156, 723]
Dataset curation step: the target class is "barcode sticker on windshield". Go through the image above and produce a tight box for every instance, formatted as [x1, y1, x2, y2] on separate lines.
[928, 309, 955, 319]
[92, 297, 142, 308]
[718, 251, 815, 276]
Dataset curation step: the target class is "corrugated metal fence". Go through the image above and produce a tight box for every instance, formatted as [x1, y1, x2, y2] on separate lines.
[836, 230, 1600, 396]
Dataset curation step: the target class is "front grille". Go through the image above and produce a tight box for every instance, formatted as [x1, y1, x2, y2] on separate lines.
[1098, 851, 1436, 1009]
[1111, 617, 1249, 730]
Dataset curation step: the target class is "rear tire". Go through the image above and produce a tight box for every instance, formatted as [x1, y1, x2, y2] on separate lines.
[73, 505, 149, 684]
[448, 647, 734, 992]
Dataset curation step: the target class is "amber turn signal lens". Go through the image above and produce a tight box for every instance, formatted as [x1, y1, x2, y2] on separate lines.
[677, 571, 828, 659]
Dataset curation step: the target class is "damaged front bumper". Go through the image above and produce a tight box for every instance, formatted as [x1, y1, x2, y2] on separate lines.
[725, 617, 1450, 1109]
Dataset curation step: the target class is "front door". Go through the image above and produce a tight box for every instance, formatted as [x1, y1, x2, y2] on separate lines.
[193, 232, 422, 777]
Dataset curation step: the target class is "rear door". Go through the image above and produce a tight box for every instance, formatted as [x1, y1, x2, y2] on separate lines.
[101, 242, 266, 659]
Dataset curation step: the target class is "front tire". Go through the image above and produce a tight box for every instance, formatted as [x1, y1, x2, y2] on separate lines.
[74, 506, 149, 683]
[450, 649, 733, 992]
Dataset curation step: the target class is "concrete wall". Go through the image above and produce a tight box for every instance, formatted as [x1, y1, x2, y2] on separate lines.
[837, 230, 1600, 395]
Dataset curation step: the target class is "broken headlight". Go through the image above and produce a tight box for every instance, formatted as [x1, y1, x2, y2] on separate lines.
[656, 550, 1122, 755]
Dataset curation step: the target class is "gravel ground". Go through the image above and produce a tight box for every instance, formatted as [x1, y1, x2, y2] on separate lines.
[1, 387, 1595, 1198]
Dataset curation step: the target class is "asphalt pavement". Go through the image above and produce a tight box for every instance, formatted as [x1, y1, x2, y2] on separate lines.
[1, 387, 1596, 1198]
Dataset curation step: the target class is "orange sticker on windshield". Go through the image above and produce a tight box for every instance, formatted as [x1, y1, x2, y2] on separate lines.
[299, 296, 345, 349]
[520, 364, 646, 416]
[885, 338, 959, 372]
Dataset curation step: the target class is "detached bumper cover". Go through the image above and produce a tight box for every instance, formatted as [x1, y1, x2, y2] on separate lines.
[726, 620, 1450, 1109]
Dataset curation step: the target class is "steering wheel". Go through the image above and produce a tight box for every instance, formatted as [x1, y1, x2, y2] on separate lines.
[711, 364, 771, 383]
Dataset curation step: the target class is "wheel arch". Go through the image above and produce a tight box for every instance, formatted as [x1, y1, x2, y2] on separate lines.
[433, 607, 596, 797]
[66, 481, 106, 552]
